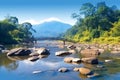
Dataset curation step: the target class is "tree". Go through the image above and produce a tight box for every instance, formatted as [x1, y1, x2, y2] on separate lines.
[80, 3, 95, 17]
[7, 16, 19, 25]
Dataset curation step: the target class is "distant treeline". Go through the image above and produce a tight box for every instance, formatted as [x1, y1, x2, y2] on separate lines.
[64, 2, 120, 44]
[0, 16, 36, 44]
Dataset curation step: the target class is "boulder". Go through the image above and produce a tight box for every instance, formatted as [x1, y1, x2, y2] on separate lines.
[55, 51, 71, 56]
[81, 57, 98, 64]
[58, 67, 68, 72]
[37, 48, 50, 55]
[7, 48, 32, 56]
[64, 57, 74, 63]
[80, 49, 100, 57]
[79, 67, 92, 75]
[28, 56, 39, 61]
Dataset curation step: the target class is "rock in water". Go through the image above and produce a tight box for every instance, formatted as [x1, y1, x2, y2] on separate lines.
[55, 51, 71, 56]
[32, 70, 42, 74]
[7, 48, 32, 56]
[81, 57, 98, 64]
[72, 58, 81, 63]
[73, 67, 80, 72]
[80, 49, 100, 57]
[64, 57, 74, 63]
[79, 67, 92, 75]
[58, 67, 68, 72]
[37, 48, 50, 55]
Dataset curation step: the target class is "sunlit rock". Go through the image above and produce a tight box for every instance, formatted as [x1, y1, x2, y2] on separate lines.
[72, 58, 81, 63]
[79, 67, 92, 75]
[73, 67, 80, 72]
[64, 57, 74, 63]
[55, 51, 71, 56]
[37, 48, 50, 55]
[29, 53, 39, 56]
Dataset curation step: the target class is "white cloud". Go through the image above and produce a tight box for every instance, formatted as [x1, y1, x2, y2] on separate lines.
[20, 17, 63, 25]
[40, 17, 62, 23]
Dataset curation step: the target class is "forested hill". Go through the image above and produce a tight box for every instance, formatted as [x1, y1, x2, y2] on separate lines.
[0, 16, 35, 44]
[64, 2, 120, 44]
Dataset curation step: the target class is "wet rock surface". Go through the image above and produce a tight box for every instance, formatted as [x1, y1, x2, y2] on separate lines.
[7, 48, 32, 56]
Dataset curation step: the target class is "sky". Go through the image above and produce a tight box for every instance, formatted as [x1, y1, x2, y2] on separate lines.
[0, 0, 120, 25]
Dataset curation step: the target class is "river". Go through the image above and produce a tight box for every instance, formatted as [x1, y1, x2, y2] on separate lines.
[0, 40, 120, 80]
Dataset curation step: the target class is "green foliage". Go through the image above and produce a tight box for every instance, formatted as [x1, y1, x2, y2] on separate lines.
[64, 2, 120, 44]
[0, 16, 36, 44]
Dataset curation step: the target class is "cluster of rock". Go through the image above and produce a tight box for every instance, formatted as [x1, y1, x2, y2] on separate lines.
[56, 44, 102, 78]
[5, 43, 119, 78]
[7, 47, 50, 61]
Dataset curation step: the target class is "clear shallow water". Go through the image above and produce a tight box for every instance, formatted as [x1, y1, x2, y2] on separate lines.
[0, 40, 120, 80]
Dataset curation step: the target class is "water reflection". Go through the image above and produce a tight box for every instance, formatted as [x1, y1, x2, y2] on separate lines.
[0, 53, 18, 71]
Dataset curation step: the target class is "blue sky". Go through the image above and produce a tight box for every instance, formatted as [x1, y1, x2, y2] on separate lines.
[0, 0, 120, 25]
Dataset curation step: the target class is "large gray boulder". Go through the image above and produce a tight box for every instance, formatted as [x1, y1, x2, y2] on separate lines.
[81, 57, 98, 64]
[7, 48, 32, 56]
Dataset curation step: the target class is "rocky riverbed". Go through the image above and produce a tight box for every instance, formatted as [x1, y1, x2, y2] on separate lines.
[0, 40, 120, 80]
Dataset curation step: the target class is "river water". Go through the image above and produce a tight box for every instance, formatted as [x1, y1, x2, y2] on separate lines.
[0, 40, 120, 80]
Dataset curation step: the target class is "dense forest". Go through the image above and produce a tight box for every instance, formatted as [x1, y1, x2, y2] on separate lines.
[64, 2, 120, 44]
[0, 16, 36, 44]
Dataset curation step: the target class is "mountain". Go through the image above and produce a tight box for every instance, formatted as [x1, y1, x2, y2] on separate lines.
[32, 21, 72, 38]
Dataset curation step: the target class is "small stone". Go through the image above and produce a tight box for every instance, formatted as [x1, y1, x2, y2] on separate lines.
[58, 67, 68, 72]
[105, 60, 112, 63]
[55, 51, 71, 56]
[87, 73, 99, 78]
[73, 67, 79, 72]
[32, 70, 42, 74]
